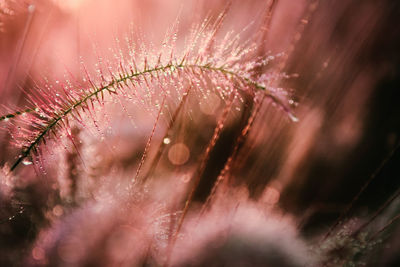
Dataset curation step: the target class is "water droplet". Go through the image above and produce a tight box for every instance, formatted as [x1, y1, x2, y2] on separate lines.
[28, 4, 35, 13]
[181, 174, 191, 183]
[22, 159, 33, 165]
[288, 113, 299, 122]
[53, 205, 63, 216]
[32, 247, 45, 261]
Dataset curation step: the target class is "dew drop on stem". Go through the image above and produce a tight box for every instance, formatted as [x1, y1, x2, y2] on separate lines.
[22, 159, 33, 165]
[288, 113, 299, 122]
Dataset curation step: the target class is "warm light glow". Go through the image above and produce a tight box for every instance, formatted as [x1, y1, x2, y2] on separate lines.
[168, 143, 190, 165]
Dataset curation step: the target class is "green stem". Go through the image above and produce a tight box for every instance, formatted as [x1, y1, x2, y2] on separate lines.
[0, 108, 36, 122]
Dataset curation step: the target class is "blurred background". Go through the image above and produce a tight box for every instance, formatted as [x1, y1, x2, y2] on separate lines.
[1, 0, 400, 266]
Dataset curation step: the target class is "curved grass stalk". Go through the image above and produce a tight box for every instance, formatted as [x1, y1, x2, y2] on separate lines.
[11, 62, 297, 172]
